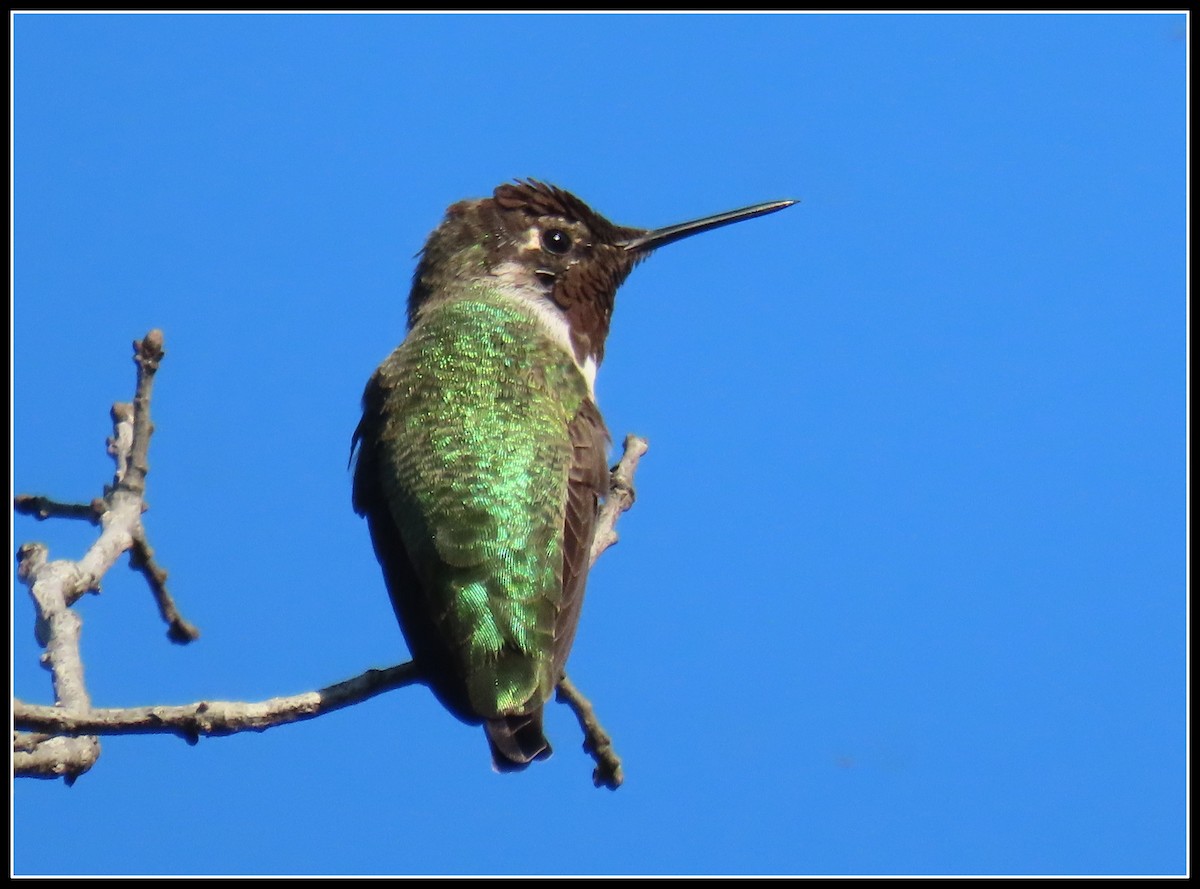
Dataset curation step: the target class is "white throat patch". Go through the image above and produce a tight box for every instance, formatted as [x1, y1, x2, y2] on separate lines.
[490, 260, 598, 399]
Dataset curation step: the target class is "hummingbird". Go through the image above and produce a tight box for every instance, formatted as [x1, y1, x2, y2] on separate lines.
[352, 180, 794, 772]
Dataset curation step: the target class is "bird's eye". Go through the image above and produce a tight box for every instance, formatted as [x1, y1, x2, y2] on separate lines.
[541, 228, 572, 255]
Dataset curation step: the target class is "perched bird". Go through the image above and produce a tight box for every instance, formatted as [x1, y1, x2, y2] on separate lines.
[352, 180, 794, 771]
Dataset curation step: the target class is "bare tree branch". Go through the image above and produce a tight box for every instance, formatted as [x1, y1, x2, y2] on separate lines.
[12, 495, 103, 523]
[591, 434, 649, 563]
[14, 331, 648, 788]
[14, 542, 100, 782]
[128, 534, 200, 643]
[556, 674, 624, 790]
[13, 331, 192, 780]
[13, 663, 423, 741]
[114, 329, 164, 498]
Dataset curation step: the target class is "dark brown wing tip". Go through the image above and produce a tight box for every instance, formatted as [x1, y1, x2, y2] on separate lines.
[485, 712, 553, 772]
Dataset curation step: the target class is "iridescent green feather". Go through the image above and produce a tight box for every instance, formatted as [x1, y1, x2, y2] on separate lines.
[370, 287, 589, 718]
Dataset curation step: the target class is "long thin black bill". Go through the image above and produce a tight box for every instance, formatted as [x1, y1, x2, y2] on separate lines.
[619, 199, 797, 253]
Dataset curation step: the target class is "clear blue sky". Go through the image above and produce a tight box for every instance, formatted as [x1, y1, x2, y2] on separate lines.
[12, 11, 1186, 877]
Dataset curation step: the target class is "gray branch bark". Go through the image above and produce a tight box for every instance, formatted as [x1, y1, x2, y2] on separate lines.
[14, 663, 422, 741]
[13, 332, 178, 781]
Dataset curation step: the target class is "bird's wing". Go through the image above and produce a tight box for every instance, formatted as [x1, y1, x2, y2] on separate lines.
[553, 396, 610, 679]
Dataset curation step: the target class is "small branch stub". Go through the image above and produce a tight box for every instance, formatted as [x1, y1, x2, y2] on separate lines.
[590, 434, 648, 564]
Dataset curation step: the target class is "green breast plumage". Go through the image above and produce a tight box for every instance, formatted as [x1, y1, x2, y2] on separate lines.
[368, 287, 591, 719]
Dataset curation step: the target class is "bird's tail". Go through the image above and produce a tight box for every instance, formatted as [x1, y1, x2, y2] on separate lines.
[485, 709, 553, 772]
